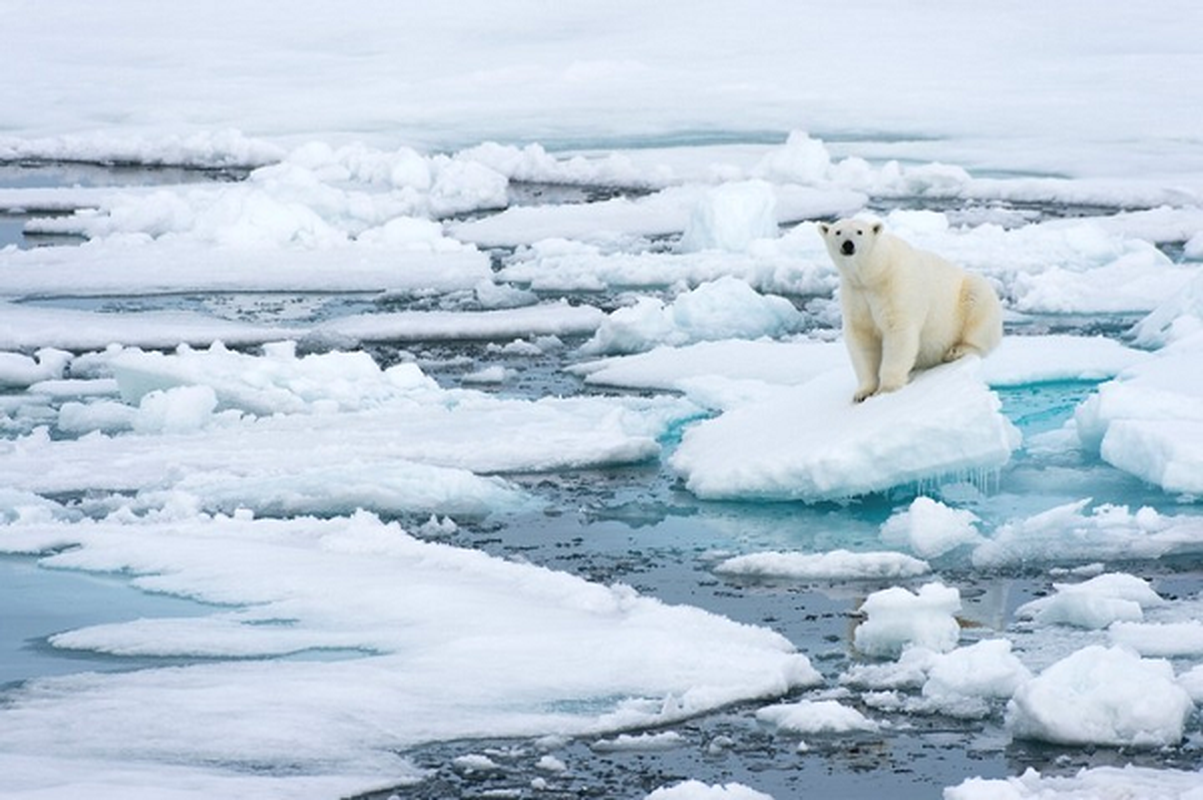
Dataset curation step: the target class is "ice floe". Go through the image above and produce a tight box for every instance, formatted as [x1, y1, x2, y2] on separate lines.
[670, 358, 1020, 502]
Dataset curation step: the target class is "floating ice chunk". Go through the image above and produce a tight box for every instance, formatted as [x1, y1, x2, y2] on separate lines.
[1130, 270, 1203, 348]
[679, 180, 778, 253]
[1006, 645, 1193, 747]
[0, 349, 72, 389]
[753, 131, 833, 185]
[644, 781, 775, 800]
[461, 365, 513, 384]
[105, 341, 438, 416]
[1075, 336, 1203, 496]
[853, 582, 962, 658]
[0, 375, 700, 505]
[671, 358, 1019, 502]
[972, 498, 1203, 567]
[946, 765, 1203, 800]
[839, 646, 935, 691]
[591, 731, 684, 752]
[582, 277, 802, 356]
[450, 183, 857, 248]
[132, 385, 222, 435]
[572, 339, 846, 395]
[496, 221, 844, 296]
[981, 334, 1149, 386]
[315, 301, 605, 345]
[714, 549, 929, 581]
[0, 240, 492, 302]
[176, 459, 529, 518]
[1015, 573, 1165, 630]
[0, 511, 822, 783]
[920, 640, 1032, 718]
[880, 497, 982, 558]
[1110, 621, 1203, 658]
[1179, 664, 1203, 703]
[756, 699, 879, 734]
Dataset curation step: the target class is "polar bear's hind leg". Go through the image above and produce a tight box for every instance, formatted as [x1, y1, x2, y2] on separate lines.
[945, 276, 1002, 362]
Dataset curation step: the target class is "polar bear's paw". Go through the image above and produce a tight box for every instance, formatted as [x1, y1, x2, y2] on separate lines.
[943, 344, 979, 362]
[853, 383, 878, 403]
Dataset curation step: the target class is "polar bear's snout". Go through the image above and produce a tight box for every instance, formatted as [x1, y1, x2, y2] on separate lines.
[840, 239, 856, 256]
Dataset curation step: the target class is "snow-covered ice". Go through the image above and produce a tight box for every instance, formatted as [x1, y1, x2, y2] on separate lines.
[670, 357, 1020, 502]
[853, 583, 963, 659]
[1006, 645, 1194, 748]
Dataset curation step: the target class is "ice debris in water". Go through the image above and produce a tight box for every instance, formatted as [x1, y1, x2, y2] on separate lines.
[853, 582, 962, 659]
[581, 276, 802, 356]
[644, 781, 775, 800]
[714, 549, 929, 581]
[1006, 645, 1194, 748]
[880, 496, 983, 558]
[1015, 572, 1166, 630]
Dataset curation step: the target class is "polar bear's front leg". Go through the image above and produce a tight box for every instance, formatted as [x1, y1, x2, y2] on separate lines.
[845, 327, 881, 403]
[877, 326, 920, 394]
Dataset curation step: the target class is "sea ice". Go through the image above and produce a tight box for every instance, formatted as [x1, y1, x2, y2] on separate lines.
[920, 640, 1032, 719]
[678, 180, 778, 253]
[1015, 573, 1166, 630]
[671, 358, 1020, 502]
[644, 781, 774, 800]
[0, 511, 822, 784]
[714, 550, 930, 581]
[581, 277, 802, 355]
[947, 766, 1203, 800]
[1075, 333, 1203, 496]
[755, 699, 879, 734]
[971, 499, 1203, 568]
[853, 583, 963, 659]
[880, 497, 983, 558]
[1006, 645, 1193, 747]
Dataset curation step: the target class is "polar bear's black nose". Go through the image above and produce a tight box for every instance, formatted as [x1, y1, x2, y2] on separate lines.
[841, 240, 856, 256]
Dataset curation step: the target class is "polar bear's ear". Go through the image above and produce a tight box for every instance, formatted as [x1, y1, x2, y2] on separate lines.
[818, 223, 830, 236]
[871, 222, 883, 235]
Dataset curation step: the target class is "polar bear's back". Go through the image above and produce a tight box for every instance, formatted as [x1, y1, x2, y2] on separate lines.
[880, 234, 1000, 368]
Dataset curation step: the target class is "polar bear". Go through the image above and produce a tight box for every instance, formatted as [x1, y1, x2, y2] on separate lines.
[818, 218, 1003, 402]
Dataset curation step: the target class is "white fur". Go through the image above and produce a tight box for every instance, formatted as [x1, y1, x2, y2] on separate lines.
[819, 218, 1003, 402]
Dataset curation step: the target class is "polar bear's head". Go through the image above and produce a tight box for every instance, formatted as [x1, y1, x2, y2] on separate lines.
[818, 219, 884, 262]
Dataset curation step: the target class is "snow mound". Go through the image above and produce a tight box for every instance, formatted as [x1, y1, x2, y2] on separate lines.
[854, 582, 962, 659]
[1006, 645, 1193, 747]
[670, 358, 1020, 502]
